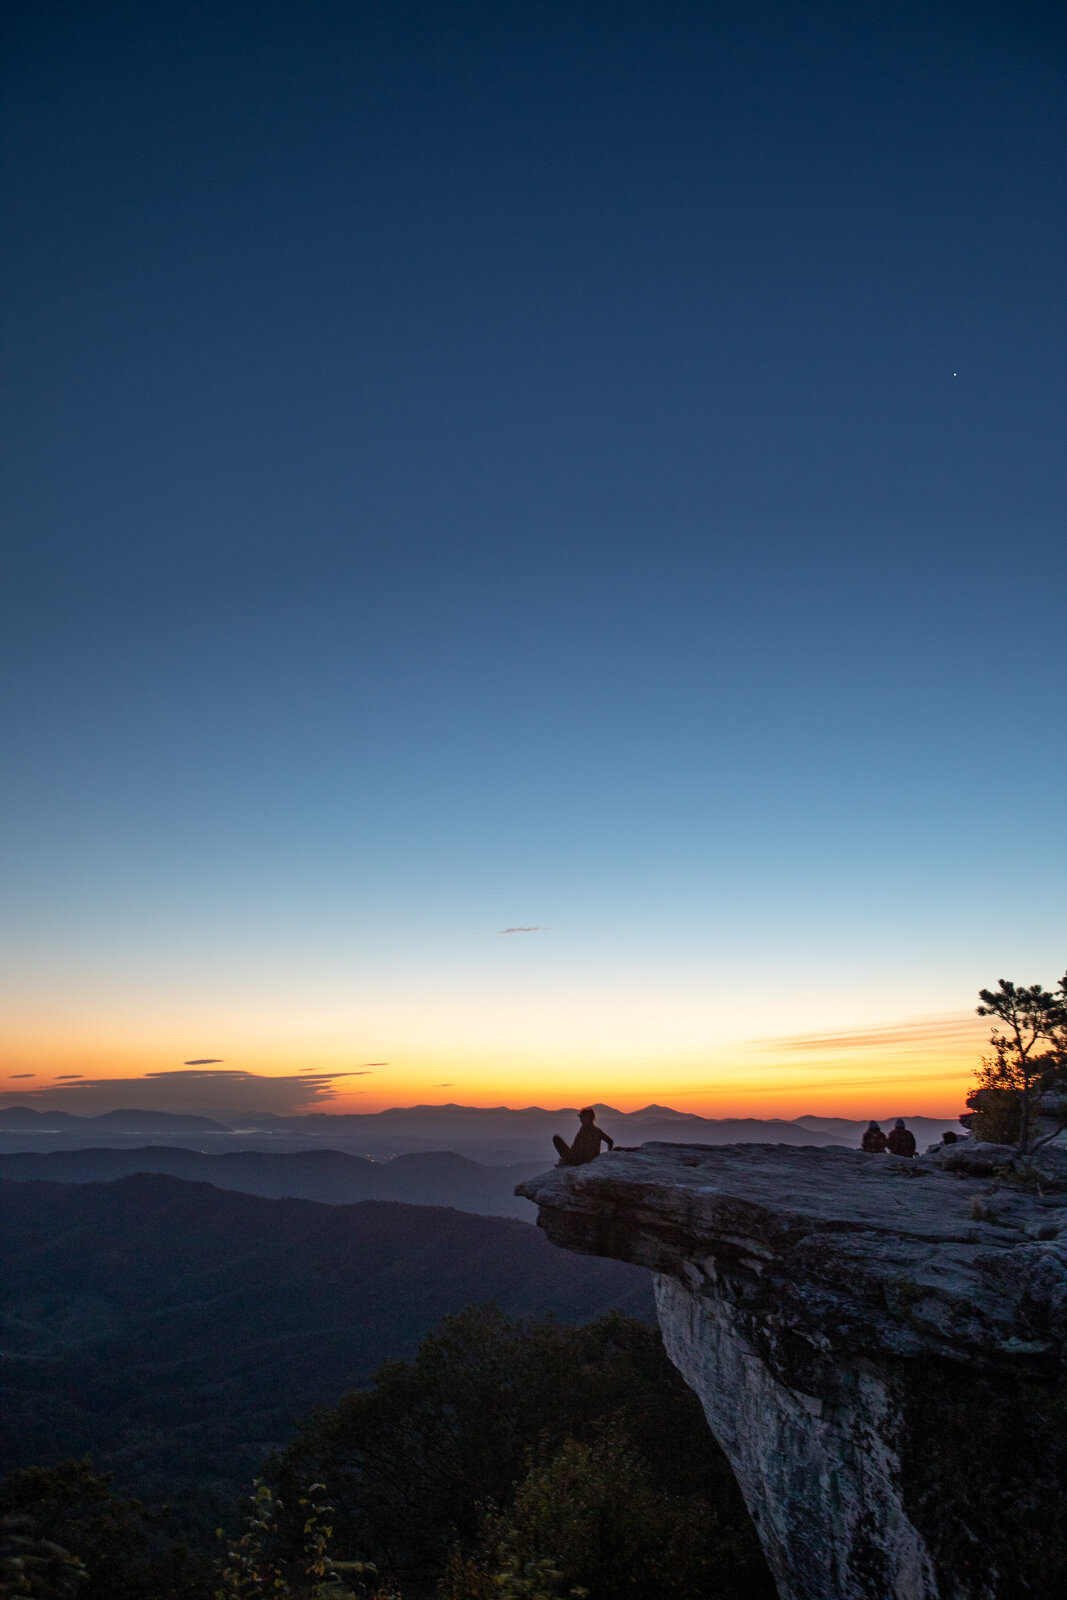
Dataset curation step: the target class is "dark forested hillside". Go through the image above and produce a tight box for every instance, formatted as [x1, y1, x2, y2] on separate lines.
[0, 1309, 778, 1600]
[0, 1146, 545, 1218]
[0, 1175, 652, 1534]
[270, 1306, 777, 1600]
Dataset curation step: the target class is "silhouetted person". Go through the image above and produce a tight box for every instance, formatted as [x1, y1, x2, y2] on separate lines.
[941, 1130, 958, 1145]
[861, 1121, 888, 1153]
[887, 1118, 916, 1158]
[553, 1107, 614, 1166]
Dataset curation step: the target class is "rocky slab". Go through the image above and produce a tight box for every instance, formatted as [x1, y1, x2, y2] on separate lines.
[517, 1140, 1067, 1600]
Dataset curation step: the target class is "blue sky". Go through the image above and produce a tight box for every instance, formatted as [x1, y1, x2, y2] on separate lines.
[2, 0, 1064, 1113]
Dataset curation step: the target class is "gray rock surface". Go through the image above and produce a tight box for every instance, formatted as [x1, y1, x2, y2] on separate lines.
[517, 1141, 1067, 1600]
[1033, 1084, 1067, 1151]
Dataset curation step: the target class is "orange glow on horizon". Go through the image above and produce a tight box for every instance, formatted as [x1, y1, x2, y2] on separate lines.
[0, 1009, 989, 1120]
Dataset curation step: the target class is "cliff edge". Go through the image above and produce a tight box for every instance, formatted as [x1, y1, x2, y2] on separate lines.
[517, 1140, 1067, 1600]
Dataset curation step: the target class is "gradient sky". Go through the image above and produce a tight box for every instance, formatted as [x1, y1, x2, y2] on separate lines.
[2, 1, 1064, 1119]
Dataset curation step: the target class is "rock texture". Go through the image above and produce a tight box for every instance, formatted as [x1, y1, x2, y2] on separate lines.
[517, 1139, 1067, 1600]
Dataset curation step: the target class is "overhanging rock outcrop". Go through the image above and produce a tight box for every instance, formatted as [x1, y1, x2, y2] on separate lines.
[517, 1144, 1067, 1600]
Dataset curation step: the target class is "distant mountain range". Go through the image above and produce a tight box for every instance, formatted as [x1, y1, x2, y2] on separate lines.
[0, 1145, 545, 1219]
[0, 1102, 966, 1163]
[0, 1174, 652, 1533]
[0, 1105, 228, 1132]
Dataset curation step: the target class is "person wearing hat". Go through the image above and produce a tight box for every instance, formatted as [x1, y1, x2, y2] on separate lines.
[886, 1118, 916, 1158]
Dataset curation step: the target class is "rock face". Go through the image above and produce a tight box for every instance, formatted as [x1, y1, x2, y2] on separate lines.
[517, 1141, 1067, 1600]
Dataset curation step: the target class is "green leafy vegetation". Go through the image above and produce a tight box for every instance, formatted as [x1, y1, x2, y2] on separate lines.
[212, 1481, 398, 1600]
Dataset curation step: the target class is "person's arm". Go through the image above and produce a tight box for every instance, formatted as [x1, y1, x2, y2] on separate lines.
[600, 1128, 614, 1150]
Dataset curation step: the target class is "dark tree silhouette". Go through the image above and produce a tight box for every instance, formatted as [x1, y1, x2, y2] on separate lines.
[971, 975, 1067, 1151]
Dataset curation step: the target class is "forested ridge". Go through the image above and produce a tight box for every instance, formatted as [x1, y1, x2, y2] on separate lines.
[0, 1149, 545, 1220]
[0, 1176, 652, 1534]
[1, 1179, 773, 1599]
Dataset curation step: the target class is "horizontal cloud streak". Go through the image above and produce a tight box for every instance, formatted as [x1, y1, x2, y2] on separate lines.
[716, 1068, 974, 1097]
[746, 1012, 986, 1064]
[0, 1067, 369, 1117]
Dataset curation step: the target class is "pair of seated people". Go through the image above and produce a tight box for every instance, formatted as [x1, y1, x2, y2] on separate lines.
[861, 1118, 916, 1157]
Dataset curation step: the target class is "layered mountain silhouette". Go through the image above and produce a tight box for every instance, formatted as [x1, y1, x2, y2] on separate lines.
[0, 1174, 652, 1533]
[0, 1102, 965, 1163]
[0, 1106, 230, 1132]
[0, 1146, 544, 1218]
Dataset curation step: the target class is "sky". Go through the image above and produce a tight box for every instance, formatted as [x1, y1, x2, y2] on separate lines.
[1, 0, 1064, 1120]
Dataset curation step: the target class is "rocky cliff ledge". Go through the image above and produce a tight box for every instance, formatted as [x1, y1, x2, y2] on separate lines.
[517, 1142, 1067, 1600]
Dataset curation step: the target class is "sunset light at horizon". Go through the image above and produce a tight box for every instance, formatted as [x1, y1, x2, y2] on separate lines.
[0, 1003, 1010, 1121]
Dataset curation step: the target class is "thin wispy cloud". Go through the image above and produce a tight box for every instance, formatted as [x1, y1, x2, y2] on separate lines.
[498, 926, 541, 935]
[184, 1058, 224, 1065]
[299, 1064, 379, 1073]
[721, 1069, 973, 1097]
[9, 1074, 35, 1079]
[746, 1012, 986, 1065]
[55, 1075, 84, 1081]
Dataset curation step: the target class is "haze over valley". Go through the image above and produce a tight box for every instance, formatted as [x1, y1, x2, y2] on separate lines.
[0, 1099, 967, 1228]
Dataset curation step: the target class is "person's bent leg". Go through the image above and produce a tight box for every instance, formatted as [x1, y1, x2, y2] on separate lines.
[552, 1134, 572, 1164]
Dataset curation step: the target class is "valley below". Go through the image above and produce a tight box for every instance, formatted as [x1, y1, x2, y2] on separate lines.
[0, 1172, 652, 1534]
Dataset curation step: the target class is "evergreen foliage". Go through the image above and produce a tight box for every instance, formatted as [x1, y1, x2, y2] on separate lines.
[967, 972, 1067, 1149]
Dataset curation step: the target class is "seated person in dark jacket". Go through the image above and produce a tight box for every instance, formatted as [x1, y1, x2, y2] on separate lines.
[886, 1118, 916, 1157]
[861, 1121, 888, 1153]
[553, 1107, 615, 1166]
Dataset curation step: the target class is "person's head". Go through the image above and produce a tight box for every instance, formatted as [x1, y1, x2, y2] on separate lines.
[578, 1106, 596, 1124]
[894, 1118, 906, 1129]
[868, 1121, 881, 1131]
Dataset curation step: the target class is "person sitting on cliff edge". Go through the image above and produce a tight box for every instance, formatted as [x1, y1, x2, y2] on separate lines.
[553, 1106, 615, 1166]
[861, 1121, 888, 1153]
[886, 1118, 916, 1157]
